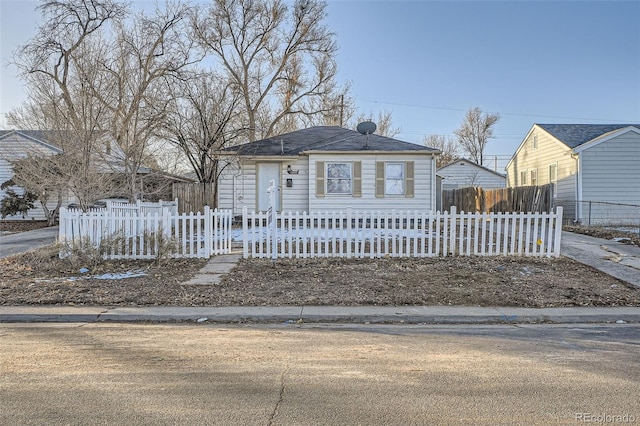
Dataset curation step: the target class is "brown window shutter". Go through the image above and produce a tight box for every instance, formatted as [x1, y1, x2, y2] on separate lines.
[405, 161, 415, 198]
[315, 161, 325, 197]
[353, 161, 362, 197]
[375, 161, 385, 198]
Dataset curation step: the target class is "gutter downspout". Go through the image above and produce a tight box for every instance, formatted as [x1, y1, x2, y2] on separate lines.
[571, 151, 581, 223]
[431, 154, 436, 212]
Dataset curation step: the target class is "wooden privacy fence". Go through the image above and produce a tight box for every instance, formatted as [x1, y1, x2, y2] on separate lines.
[242, 206, 563, 259]
[443, 184, 554, 213]
[173, 183, 217, 214]
[59, 205, 232, 259]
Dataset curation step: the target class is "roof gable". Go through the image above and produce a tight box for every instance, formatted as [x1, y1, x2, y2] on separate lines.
[0, 130, 64, 153]
[537, 124, 640, 149]
[228, 126, 440, 156]
[438, 158, 505, 178]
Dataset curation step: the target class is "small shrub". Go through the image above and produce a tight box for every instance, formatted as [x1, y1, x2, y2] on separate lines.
[59, 232, 127, 269]
[143, 226, 178, 265]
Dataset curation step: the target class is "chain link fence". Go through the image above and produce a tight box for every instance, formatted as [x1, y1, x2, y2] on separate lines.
[574, 200, 640, 236]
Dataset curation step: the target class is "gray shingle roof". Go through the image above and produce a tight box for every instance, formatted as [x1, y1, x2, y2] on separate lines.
[0, 130, 64, 149]
[538, 124, 640, 148]
[228, 126, 439, 156]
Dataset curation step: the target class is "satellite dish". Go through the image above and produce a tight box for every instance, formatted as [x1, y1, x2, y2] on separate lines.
[356, 121, 376, 135]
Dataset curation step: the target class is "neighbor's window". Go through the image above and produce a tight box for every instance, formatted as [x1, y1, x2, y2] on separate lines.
[530, 168, 538, 186]
[549, 163, 558, 197]
[548, 164, 557, 183]
[385, 162, 405, 195]
[520, 170, 528, 186]
[533, 134, 538, 149]
[326, 162, 352, 194]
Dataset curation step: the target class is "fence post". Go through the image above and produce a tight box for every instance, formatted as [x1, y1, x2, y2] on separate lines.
[204, 205, 211, 258]
[449, 206, 457, 255]
[346, 207, 352, 258]
[553, 206, 563, 257]
[242, 206, 249, 258]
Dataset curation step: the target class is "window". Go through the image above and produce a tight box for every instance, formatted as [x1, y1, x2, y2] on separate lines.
[533, 134, 538, 149]
[326, 162, 352, 195]
[549, 163, 558, 197]
[385, 162, 405, 195]
[548, 164, 557, 183]
[530, 169, 538, 186]
[520, 170, 528, 186]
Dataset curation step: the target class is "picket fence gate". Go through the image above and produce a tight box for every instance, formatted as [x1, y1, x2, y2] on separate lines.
[58, 206, 232, 259]
[242, 206, 563, 259]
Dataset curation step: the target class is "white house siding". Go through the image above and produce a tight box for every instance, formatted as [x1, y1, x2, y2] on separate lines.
[0, 132, 69, 221]
[218, 157, 309, 215]
[438, 160, 505, 190]
[579, 132, 640, 223]
[308, 153, 435, 213]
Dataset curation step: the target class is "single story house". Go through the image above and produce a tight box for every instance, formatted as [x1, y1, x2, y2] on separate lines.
[438, 159, 506, 191]
[0, 130, 191, 220]
[218, 126, 441, 214]
[505, 124, 640, 223]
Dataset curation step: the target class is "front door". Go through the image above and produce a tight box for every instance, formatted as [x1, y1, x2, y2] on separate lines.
[257, 162, 281, 212]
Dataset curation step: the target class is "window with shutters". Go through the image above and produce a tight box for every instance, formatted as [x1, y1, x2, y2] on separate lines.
[376, 161, 414, 198]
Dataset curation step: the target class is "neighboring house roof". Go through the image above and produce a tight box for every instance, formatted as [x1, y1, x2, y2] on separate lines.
[0, 129, 64, 153]
[536, 124, 640, 149]
[226, 126, 440, 156]
[438, 158, 505, 178]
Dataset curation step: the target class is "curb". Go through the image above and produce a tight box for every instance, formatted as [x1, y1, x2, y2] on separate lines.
[1, 306, 639, 324]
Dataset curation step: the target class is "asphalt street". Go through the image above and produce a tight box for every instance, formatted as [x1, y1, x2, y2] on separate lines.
[1, 323, 638, 425]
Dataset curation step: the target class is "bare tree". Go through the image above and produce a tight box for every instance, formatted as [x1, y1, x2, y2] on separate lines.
[10, 0, 122, 211]
[92, 2, 197, 200]
[423, 134, 460, 168]
[12, 0, 197, 205]
[161, 71, 243, 207]
[192, 0, 342, 141]
[453, 106, 500, 166]
[355, 110, 400, 138]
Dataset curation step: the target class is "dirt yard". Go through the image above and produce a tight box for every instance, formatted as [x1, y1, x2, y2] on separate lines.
[1, 241, 639, 307]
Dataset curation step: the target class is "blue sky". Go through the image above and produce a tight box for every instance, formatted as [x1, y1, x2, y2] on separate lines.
[2, 1, 639, 170]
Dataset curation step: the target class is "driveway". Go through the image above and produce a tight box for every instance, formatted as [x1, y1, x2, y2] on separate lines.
[0, 226, 58, 258]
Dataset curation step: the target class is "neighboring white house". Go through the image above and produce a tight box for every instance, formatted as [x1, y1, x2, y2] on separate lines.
[0, 130, 71, 220]
[506, 124, 640, 223]
[437, 159, 506, 191]
[0, 129, 191, 220]
[217, 126, 441, 214]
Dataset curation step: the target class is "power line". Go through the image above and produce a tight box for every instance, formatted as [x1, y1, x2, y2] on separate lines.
[358, 99, 639, 123]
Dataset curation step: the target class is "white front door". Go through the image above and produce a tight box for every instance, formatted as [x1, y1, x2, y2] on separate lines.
[257, 162, 281, 212]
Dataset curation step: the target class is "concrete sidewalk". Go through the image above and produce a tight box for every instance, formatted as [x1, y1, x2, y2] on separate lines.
[0, 305, 638, 324]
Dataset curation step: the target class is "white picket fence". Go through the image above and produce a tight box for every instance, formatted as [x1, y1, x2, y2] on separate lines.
[58, 203, 563, 260]
[59, 205, 232, 259]
[242, 206, 564, 259]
